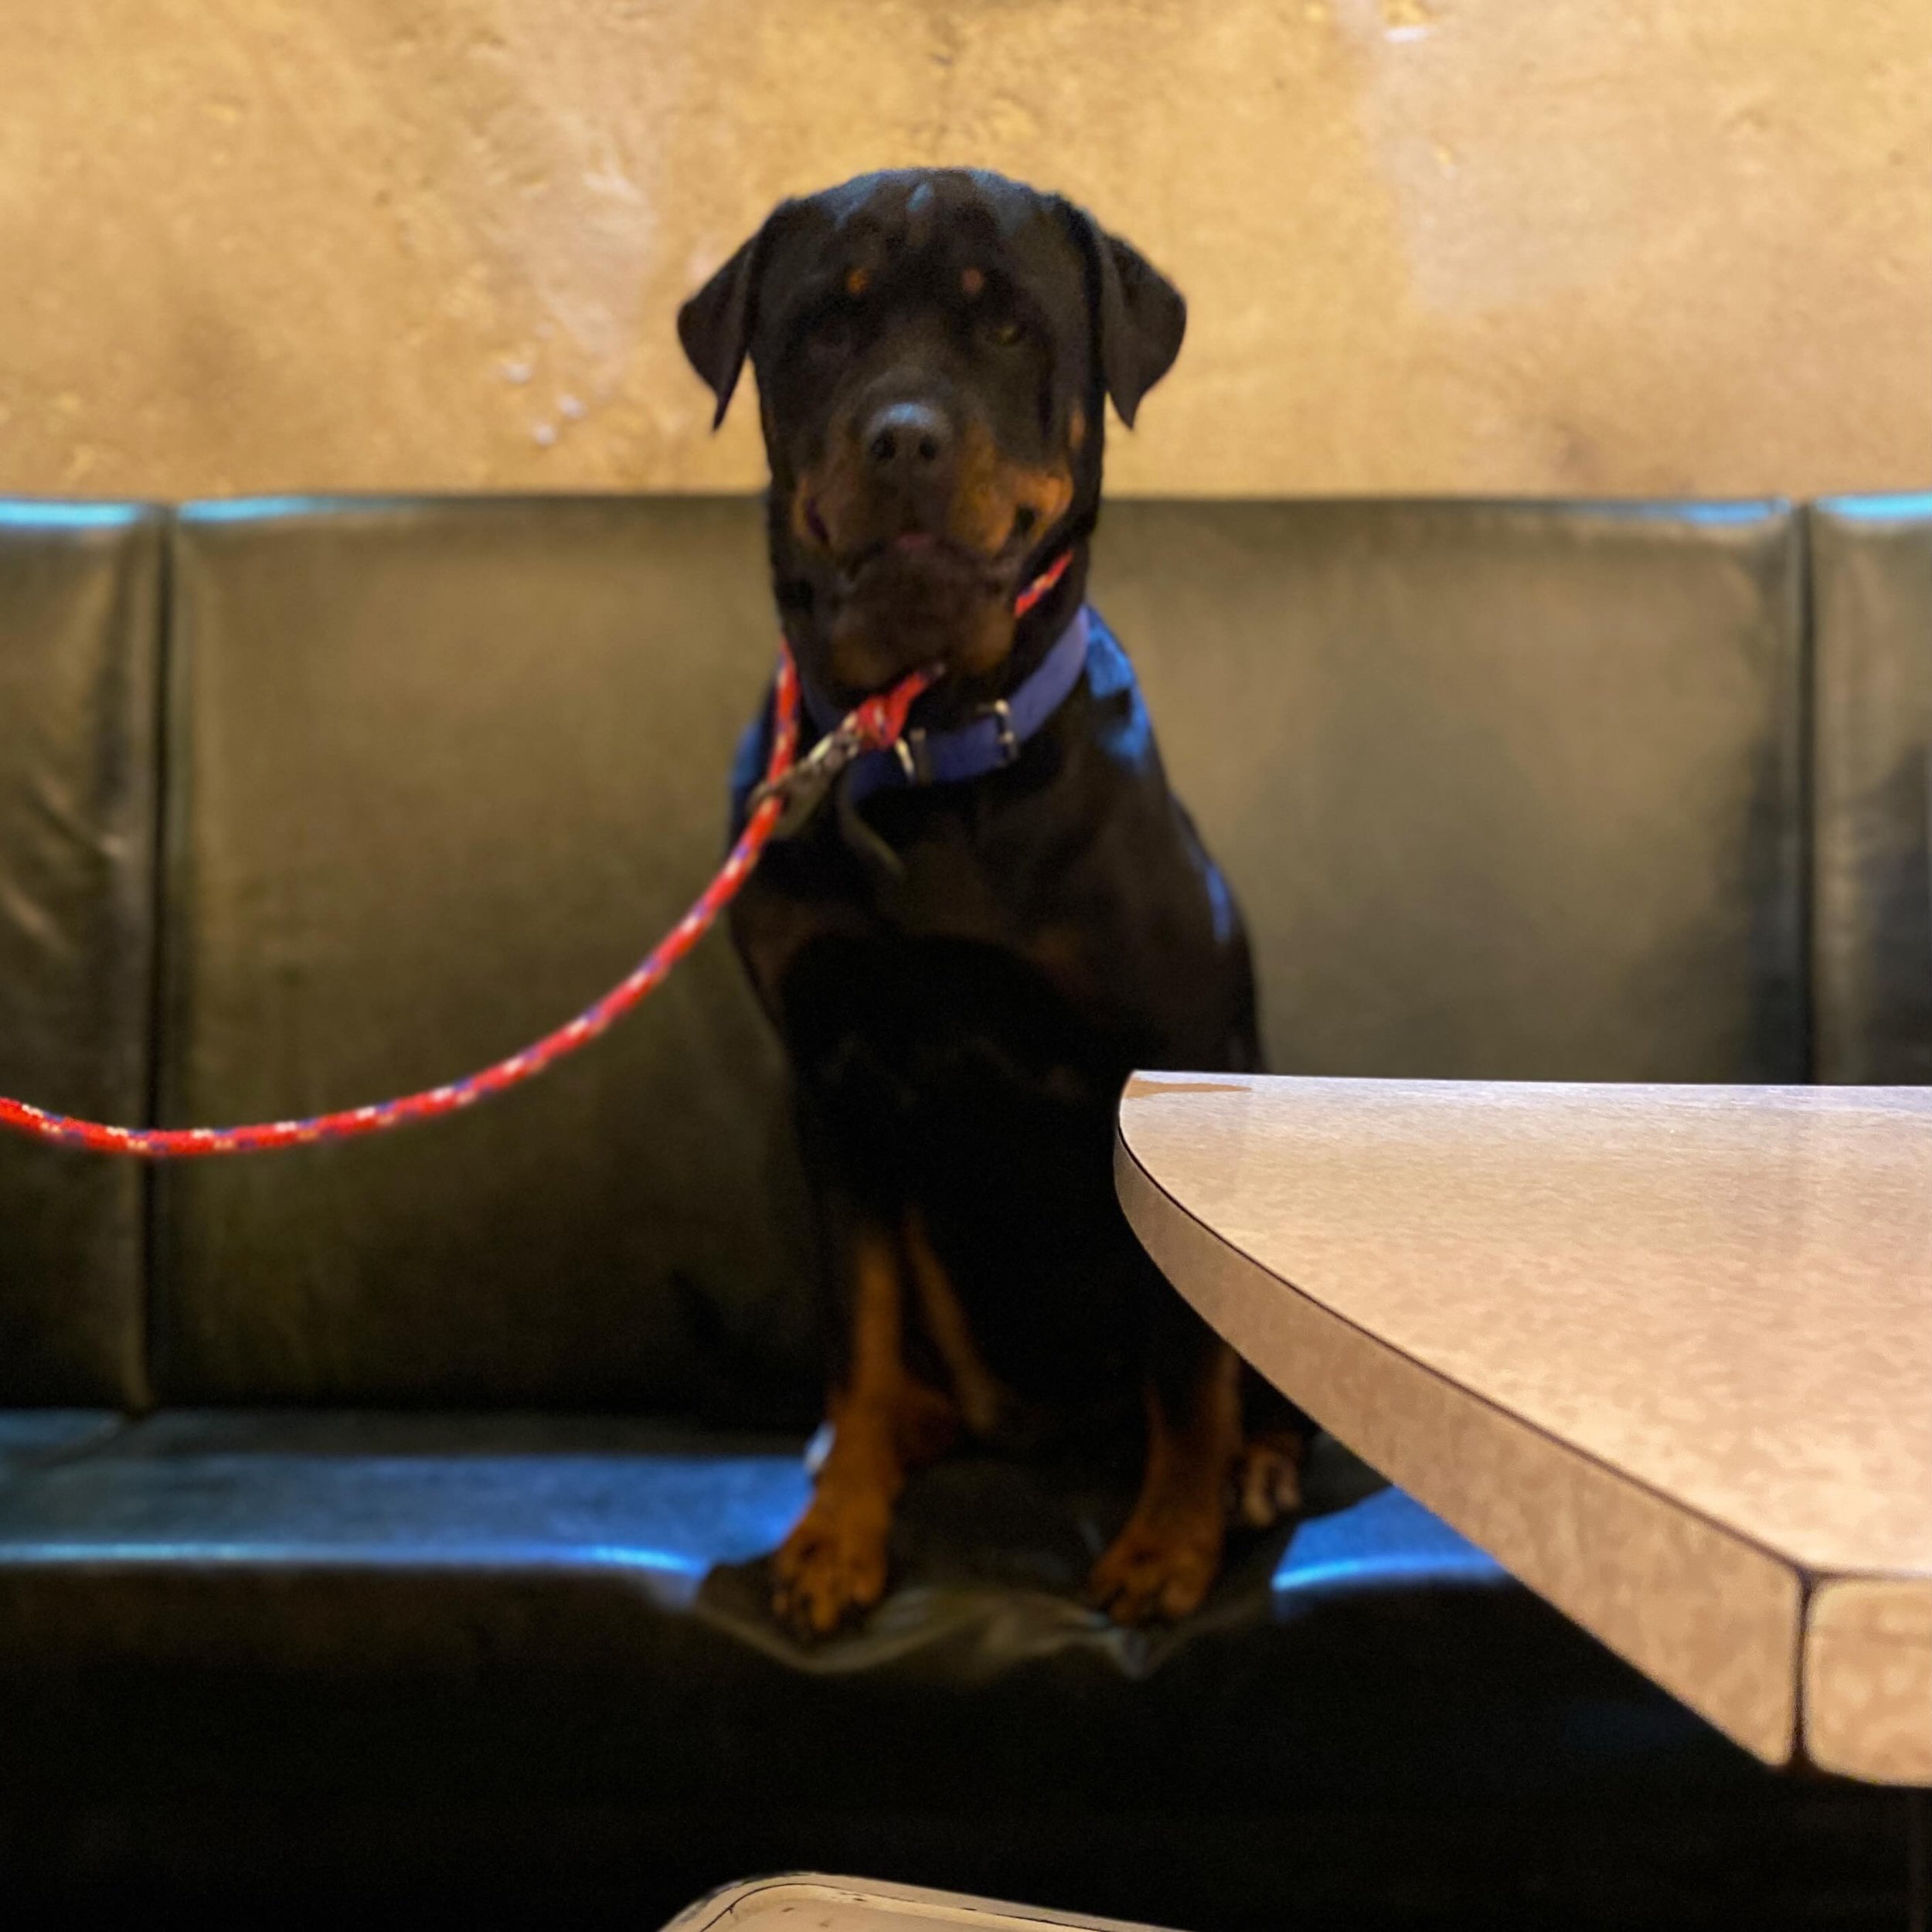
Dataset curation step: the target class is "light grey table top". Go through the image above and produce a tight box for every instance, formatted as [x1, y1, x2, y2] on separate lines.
[1117, 1074, 1932, 1784]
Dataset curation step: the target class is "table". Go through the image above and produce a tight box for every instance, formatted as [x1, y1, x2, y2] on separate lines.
[1116, 1075, 1932, 1785]
[662, 1877, 1171, 1932]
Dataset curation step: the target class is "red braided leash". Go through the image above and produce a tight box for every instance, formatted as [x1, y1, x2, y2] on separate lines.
[0, 551, 1072, 1159]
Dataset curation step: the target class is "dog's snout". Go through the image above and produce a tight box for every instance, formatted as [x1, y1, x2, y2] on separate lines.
[863, 400, 954, 478]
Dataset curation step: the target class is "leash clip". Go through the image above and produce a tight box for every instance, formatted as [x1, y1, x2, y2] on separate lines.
[748, 723, 867, 836]
[748, 658, 944, 835]
[763, 692, 1019, 823]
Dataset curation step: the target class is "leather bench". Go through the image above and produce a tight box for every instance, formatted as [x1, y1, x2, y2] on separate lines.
[0, 493, 1914, 1925]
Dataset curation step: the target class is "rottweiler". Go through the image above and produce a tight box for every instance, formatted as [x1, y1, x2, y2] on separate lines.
[680, 168, 1307, 1636]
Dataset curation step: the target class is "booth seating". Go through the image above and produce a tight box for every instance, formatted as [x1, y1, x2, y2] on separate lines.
[1, 492, 1925, 1927]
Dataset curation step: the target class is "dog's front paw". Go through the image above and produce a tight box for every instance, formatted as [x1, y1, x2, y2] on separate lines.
[772, 1491, 891, 1639]
[1085, 1502, 1225, 1627]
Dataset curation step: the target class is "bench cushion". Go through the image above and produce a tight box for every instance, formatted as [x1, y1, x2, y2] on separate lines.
[1810, 495, 1932, 1083]
[1094, 499, 1807, 1080]
[154, 495, 1809, 1408]
[0, 1412, 1756, 1816]
[155, 498, 815, 1413]
[0, 503, 163, 1404]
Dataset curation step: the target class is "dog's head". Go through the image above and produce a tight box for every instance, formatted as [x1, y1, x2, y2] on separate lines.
[679, 169, 1185, 707]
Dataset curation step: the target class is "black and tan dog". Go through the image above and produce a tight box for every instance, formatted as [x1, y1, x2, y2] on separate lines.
[680, 168, 1305, 1636]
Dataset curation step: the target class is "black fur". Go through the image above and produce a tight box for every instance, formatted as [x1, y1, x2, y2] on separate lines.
[685, 167, 1283, 1475]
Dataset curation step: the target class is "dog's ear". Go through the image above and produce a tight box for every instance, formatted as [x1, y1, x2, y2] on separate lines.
[1058, 202, 1187, 429]
[678, 205, 791, 429]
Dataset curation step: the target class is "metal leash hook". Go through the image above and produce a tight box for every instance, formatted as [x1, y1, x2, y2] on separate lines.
[748, 660, 944, 838]
[753, 543, 1073, 834]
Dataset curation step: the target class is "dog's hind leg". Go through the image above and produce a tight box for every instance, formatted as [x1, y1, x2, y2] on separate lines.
[1233, 1427, 1308, 1529]
[1233, 1368, 1313, 1529]
[903, 1208, 1014, 1442]
[773, 1217, 957, 1638]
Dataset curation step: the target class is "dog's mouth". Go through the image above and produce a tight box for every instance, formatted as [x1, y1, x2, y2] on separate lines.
[792, 481, 1062, 697]
[838, 531, 1005, 596]
[805, 502, 1043, 598]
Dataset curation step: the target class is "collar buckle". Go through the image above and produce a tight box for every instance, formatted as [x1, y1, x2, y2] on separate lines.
[894, 728, 930, 784]
[981, 698, 1019, 767]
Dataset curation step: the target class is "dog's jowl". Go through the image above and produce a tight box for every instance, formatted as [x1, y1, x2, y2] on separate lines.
[680, 168, 1307, 1637]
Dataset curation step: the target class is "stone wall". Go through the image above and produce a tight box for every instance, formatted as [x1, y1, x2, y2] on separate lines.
[1, 0, 1926, 498]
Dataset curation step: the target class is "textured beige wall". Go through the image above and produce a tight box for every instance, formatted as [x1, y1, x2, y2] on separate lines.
[1, 0, 1927, 501]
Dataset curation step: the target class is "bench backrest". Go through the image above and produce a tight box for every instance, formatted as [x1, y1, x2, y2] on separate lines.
[0, 492, 1911, 1413]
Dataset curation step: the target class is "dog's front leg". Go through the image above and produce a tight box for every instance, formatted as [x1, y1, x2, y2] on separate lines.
[1086, 1295, 1245, 1626]
[773, 1218, 957, 1638]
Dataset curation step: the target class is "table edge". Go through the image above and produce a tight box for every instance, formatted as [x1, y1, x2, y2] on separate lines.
[659, 1874, 1179, 1932]
[1114, 1111, 1804, 1769]
[1803, 1576, 1932, 1784]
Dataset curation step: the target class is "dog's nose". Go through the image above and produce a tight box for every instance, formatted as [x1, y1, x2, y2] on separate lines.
[863, 401, 954, 480]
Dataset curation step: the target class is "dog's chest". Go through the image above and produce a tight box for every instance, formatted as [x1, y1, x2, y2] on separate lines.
[742, 800, 1168, 1072]
[730, 628, 1255, 1091]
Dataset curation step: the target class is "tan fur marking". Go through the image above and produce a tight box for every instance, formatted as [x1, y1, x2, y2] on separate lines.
[804, 416, 1077, 684]
[961, 267, 985, 297]
[1087, 1342, 1244, 1624]
[790, 484, 811, 543]
[798, 429, 866, 560]
[845, 266, 870, 297]
[772, 1223, 957, 1636]
[955, 420, 1076, 557]
[808, 420, 1073, 574]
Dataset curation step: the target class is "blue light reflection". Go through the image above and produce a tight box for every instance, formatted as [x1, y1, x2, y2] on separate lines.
[0, 501, 147, 529]
[1271, 1485, 1505, 1607]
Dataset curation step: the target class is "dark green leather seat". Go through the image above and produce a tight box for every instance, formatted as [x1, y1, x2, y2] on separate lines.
[0, 502, 163, 1409]
[0, 494, 1906, 1926]
[148, 495, 1804, 1414]
[1811, 495, 1932, 1083]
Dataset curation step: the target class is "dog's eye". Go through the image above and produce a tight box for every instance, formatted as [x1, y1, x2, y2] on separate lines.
[805, 311, 858, 358]
[978, 316, 1026, 349]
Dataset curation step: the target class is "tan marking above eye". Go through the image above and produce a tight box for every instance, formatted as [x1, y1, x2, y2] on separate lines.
[961, 267, 985, 298]
[845, 267, 870, 297]
[1070, 405, 1087, 452]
